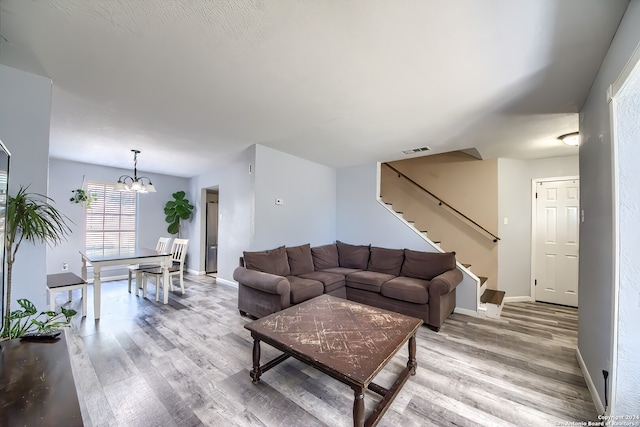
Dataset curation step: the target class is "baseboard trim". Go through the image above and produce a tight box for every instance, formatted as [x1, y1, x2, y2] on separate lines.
[187, 269, 206, 275]
[576, 346, 605, 415]
[504, 296, 534, 303]
[454, 307, 478, 317]
[215, 277, 238, 288]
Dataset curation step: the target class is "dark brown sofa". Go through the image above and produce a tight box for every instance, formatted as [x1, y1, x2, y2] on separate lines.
[233, 241, 463, 330]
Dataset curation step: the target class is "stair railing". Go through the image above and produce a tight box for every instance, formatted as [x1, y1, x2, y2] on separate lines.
[382, 163, 500, 242]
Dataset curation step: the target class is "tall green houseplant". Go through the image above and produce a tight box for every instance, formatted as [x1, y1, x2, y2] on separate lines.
[2, 186, 72, 335]
[164, 191, 194, 235]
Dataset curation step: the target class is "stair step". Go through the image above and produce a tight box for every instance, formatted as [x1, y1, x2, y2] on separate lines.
[478, 276, 489, 297]
[480, 289, 505, 305]
[480, 289, 505, 319]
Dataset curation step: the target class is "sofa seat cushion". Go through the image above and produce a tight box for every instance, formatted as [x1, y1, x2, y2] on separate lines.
[286, 276, 324, 304]
[320, 267, 362, 276]
[381, 276, 430, 304]
[346, 271, 396, 293]
[297, 271, 345, 294]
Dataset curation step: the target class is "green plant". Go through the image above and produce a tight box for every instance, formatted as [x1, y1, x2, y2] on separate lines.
[70, 188, 97, 209]
[3, 298, 76, 339]
[2, 185, 72, 336]
[164, 191, 194, 235]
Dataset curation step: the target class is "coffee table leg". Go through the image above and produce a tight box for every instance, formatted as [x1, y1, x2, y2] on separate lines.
[407, 334, 417, 375]
[251, 338, 262, 383]
[352, 386, 365, 427]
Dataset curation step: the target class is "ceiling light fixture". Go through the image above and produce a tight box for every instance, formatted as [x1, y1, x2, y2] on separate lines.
[558, 132, 580, 147]
[115, 149, 156, 193]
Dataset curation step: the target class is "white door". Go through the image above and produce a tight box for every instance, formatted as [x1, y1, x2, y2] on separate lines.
[534, 179, 580, 307]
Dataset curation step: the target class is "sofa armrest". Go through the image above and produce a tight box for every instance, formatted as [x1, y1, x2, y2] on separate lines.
[429, 269, 463, 296]
[233, 267, 290, 296]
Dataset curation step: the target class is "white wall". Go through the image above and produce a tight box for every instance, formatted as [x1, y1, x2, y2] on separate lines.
[498, 155, 579, 299]
[253, 145, 336, 250]
[579, 0, 640, 412]
[338, 163, 432, 248]
[188, 146, 255, 283]
[0, 64, 52, 310]
[612, 49, 640, 414]
[336, 162, 478, 312]
[188, 144, 337, 284]
[47, 158, 189, 278]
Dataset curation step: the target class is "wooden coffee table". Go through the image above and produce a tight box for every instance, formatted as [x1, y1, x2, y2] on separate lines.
[244, 294, 423, 427]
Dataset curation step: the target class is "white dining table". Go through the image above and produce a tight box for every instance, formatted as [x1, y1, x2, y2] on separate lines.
[80, 247, 172, 319]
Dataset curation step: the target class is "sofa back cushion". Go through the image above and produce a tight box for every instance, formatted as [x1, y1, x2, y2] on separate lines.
[243, 246, 291, 276]
[311, 244, 339, 270]
[368, 247, 404, 276]
[337, 241, 370, 270]
[286, 244, 315, 275]
[400, 250, 457, 280]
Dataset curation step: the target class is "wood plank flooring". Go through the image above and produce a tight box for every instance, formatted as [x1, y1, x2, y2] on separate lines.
[59, 275, 598, 426]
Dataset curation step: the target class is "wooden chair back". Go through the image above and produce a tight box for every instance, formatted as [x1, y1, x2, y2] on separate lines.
[157, 237, 172, 253]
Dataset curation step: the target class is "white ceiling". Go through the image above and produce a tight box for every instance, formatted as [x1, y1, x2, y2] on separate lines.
[0, 0, 629, 177]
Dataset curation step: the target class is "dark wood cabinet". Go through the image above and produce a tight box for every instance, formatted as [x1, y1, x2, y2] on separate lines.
[0, 332, 83, 426]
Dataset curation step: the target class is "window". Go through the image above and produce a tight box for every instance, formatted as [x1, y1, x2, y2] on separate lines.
[85, 182, 137, 252]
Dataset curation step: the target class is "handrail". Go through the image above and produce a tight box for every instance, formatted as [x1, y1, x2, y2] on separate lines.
[382, 163, 500, 242]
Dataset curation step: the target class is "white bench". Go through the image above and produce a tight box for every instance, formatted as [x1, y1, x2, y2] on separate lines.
[46, 273, 87, 317]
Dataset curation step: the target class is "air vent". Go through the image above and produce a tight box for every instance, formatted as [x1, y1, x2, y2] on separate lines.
[402, 146, 431, 155]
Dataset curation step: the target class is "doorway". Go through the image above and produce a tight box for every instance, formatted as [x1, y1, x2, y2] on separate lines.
[205, 190, 218, 274]
[609, 44, 640, 413]
[532, 177, 580, 307]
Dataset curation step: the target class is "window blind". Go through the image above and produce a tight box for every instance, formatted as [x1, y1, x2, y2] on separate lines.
[85, 182, 137, 251]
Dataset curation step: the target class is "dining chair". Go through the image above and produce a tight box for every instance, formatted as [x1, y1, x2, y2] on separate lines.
[128, 237, 172, 295]
[141, 238, 189, 301]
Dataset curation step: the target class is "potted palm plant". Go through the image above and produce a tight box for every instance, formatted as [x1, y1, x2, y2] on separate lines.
[1, 185, 73, 338]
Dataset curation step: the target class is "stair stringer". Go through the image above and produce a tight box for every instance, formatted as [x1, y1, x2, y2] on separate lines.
[378, 198, 480, 317]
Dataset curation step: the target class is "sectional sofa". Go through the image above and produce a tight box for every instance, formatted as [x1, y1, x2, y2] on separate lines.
[233, 241, 463, 330]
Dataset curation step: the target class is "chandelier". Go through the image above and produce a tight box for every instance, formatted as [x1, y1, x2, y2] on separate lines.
[114, 149, 156, 193]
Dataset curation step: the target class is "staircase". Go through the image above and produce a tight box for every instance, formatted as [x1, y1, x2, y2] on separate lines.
[382, 199, 505, 318]
[380, 161, 506, 319]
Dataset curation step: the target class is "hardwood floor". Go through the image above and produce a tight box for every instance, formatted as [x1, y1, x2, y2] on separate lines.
[60, 275, 598, 426]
